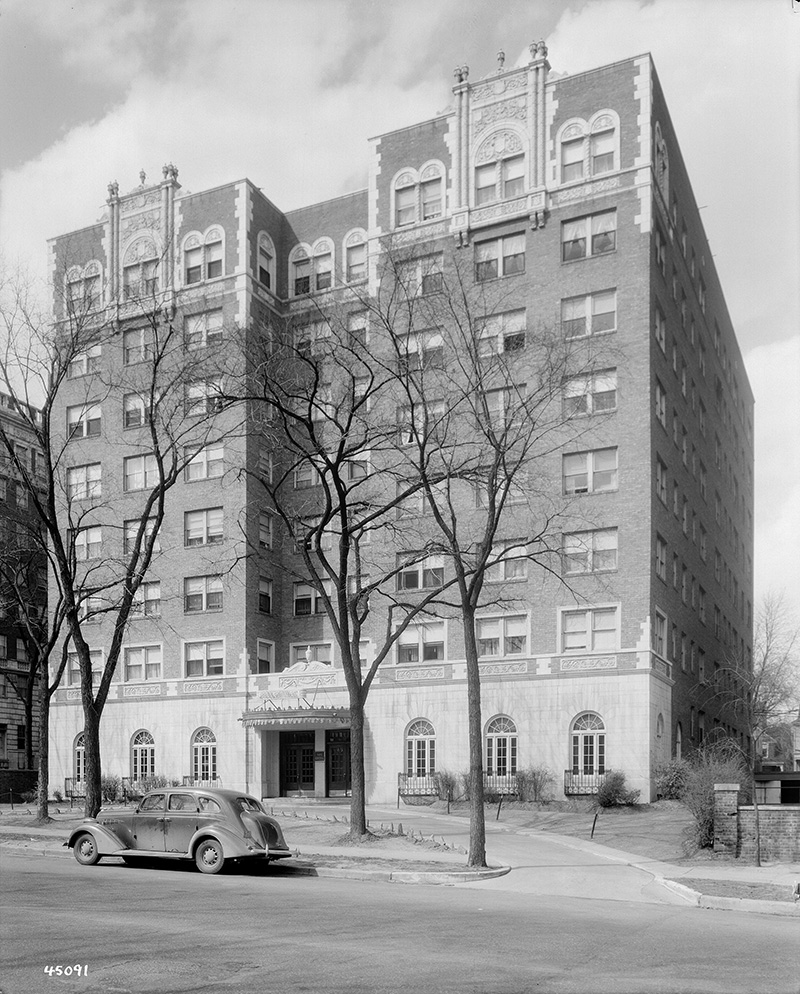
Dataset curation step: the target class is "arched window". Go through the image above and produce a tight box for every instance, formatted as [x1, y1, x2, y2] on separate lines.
[122, 238, 159, 301]
[131, 729, 156, 781]
[675, 722, 683, 761]
[558, 112, 619, 186]
[66, 261, 103, 314]
[392, 163, 444, 228]
[474, 132, 525, 207]
[406, 719, 435, 778]
[571, 712, 605, 776]
[183, 227, 224, 286]
[485, 716, 517, 778]
[343, 230, 367, 283]
[257, 232, 275, 290]
[289, 244, 311, 296]
[192, 727, 217, 782]
[74, 733, 85, 784]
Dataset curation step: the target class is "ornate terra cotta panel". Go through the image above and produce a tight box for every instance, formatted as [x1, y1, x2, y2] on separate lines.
[182, 680, 224, 694]
[123, 684, 162, 698]
[559, 656, 617, 671]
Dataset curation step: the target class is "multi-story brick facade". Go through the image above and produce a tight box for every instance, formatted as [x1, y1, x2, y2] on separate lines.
[0, 391, 46, 781]
[47, 46, 753, 804]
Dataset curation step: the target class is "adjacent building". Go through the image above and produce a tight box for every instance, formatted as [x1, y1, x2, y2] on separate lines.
[47, 45, 754, 804]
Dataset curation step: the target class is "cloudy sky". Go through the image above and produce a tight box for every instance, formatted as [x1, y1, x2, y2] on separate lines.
[1, 0, 798, 611]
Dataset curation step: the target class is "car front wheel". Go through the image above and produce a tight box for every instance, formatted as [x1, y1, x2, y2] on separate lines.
[195, 839, 225, 874]
[73, 833, 101, 866]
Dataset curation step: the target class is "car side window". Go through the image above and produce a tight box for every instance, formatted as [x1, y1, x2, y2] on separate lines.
[139, 793, 166, 812]
[198, 797, 221, 812]
[168, 793, 197, 811]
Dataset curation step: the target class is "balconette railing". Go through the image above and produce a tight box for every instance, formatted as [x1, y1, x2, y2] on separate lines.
[564, 771, 606, 795]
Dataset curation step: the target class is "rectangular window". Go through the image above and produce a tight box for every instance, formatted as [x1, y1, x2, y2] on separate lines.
[259, 512, 273, 549]
[123, 453, 158, 492]
[562, 607, 617, 652]
[655, 458, 667, 504]
[653, 610, 667, 656]
[184, 639, 224, 678]
[67, 403, 101, 440]
[346, 243, 367, 282]
[486, 540, 529, 582]
[397, 622, 445, 663]
[563, 370, 617, 416]
[396, 554, 444, 591]
[478, 309, 526, 356]
[502, 156, 525, 198]
[475, 234, 525, 281]
[293, 580, 330, 616]
[293, 256, 310, 295]
[66, 463, 102, 500]
[67, 344, 101, 379]
[184, 575, 223, 613]
[561, 211, 616, 262]
[67, 649, 103, 687]
[185, 310, 223, 350]
[123, 645, 161, 682]
[654, 306, 666, 352]
[184, 444, 224, 481]
[398, 399, 444, 446]
[291, 643, 332, 666]
[123, 518, 160, 556]
[395, 185, 416, 226]
[132, 581, 161, 617]
[563, 529, 618, 574]
[421, 178, 443, 219]
[655, 380, 666, 427]
[123, 327, 152, 365]
[184, 507, 223, 546]
[258, 576, 272, 613]
[561, 290, 616, 339]
[477, 616, 527, 657]
[123, 392, 151, 429]
[315, 253, 332, 291]
[655, 536, 667, 581]
[419, 254, 444, 295]
[654, 225, 666, 276]
[74, 525, 102, 561]
[591, 130, 614, 175]
[562, 448, 617, 494]
[561, 138, 584, 182]
[258, 243, 273, 288]
[252, 640, 274, 674]
[185, 378, 223, 416]
[475, 162, 496, 205]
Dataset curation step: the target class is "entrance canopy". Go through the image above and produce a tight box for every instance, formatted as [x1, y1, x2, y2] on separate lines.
[241, 699, 350, 728]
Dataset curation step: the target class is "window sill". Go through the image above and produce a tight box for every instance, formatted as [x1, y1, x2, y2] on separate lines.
[561, 251, 617, 266]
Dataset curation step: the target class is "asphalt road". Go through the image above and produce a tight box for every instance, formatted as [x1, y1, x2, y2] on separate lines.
[2, 855, 798, 994]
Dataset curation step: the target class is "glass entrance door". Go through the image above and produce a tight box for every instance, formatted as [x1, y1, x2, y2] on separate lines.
[280, 731, 316, 794]
[326, 729, 351, 796]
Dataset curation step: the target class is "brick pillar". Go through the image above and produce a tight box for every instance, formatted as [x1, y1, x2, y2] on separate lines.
[713, 783, 740, 854]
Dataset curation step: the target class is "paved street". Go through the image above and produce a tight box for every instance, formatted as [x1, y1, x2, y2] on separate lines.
[2, 855, 799, 994]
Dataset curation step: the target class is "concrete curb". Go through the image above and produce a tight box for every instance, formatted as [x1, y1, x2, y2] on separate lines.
[657, 875, 800, 917]
[1, 840, 510, 885]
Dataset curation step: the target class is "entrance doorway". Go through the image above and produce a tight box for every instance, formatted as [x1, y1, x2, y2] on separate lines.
[280, 731, 315, 795]
[326, 729, 351, 796]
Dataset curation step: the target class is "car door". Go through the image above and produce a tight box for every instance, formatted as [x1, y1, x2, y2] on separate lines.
[132, 792, 167, 851]
[164, 792, 200, 853]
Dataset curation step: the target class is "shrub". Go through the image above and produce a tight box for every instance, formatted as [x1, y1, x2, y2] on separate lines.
[101, 774, 122, 802]
[597, 770, 640, 808]
[52, 788, 63, 803]
[653, 759, 690, 800]
[433, 770, 459, 801]
[682, 741, 749, 848]
[21, 789, 37, 803]
[516, 764, 556, 803]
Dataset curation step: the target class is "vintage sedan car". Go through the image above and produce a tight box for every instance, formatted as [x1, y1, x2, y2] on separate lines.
[64, 787, 292, 874]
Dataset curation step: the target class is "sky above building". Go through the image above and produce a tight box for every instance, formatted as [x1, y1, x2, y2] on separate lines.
[0, 0, 798, 612]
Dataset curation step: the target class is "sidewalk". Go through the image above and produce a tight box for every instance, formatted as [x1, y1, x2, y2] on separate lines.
[3, 800, 798, 915]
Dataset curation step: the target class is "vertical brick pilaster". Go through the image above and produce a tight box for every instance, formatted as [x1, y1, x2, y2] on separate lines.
[713, 782, 740, 854]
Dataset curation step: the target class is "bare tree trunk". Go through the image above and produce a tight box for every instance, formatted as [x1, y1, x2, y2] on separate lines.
[348, 698, 368, 837]
[82, 705, 102, 818]
[24, 664, 37, 770]
[463, 607, 486, 867]
[36, 687, 51, 823]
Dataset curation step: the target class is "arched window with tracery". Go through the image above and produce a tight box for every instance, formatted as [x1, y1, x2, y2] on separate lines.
[406, 719, 436, 779]
[485, 716, 517, 778]
[558, 112, 619, 186]
[192, 727, 217, 782]
[571, 712, 605, 776]
[74, 733, 85, 784]
[66, 261, 103, 314]
[392, 163, 444, 228]
[474, 132, 525, 207]
[183, 227, 223, 286]
[122, 238, 159, 301]
[131, 729, 156, 781]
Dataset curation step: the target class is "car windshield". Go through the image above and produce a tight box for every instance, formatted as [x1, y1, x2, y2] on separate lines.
[235, 797, 263, 813]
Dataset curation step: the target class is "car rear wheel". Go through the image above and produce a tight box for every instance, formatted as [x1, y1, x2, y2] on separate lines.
[195, 839, 225, 874]
[73, 833, 101, 866]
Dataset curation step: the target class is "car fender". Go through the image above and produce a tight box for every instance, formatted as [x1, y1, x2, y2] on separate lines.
[188, 824, 253, 859]
[65, 822, 127, 856]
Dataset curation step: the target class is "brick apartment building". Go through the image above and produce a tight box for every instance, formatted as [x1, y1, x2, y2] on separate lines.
[0, 390, 46, 786]
[47, 45, 754, 804]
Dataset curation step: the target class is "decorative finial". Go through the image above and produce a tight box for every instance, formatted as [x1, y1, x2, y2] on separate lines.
[497, 50, 505, 71]
[107, 180, 119, 199]
[305, 646, 313, 664]
[453, 64, 469, 84]
[163, 164, 170, 179]
[139, 169, 146, 186]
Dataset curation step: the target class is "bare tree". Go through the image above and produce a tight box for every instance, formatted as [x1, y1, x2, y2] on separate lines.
[0, 265, 244, 817]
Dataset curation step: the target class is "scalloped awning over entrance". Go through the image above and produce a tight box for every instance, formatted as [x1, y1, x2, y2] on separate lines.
[240, 701, 350, 727]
